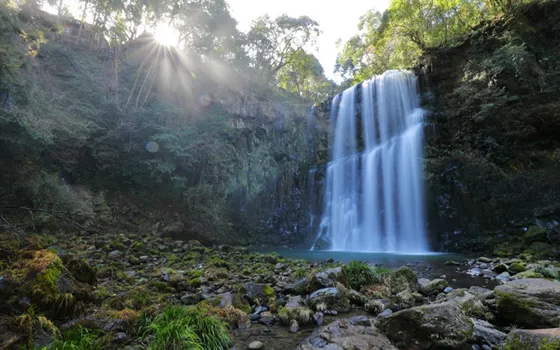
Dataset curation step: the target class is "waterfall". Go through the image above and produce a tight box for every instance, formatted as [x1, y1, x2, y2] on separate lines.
[312, 70, 429, 253]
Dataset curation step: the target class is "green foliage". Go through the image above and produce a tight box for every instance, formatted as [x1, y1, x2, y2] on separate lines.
[336, 0, 540, 84]
[294, 267, 307, 278]
[139, 306, 231, 350]
[45, 326, 101, 350]
[276, 50, 336, 102]
[343, 261, 392, 290]
[245, 14, 321, 88]
[262, 284, 275, 298]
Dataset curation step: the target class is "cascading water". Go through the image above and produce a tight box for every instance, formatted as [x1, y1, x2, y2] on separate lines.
[311, 70, 429, 253]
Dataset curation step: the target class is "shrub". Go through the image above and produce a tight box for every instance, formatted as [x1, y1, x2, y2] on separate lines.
[343, 261, 375, 290]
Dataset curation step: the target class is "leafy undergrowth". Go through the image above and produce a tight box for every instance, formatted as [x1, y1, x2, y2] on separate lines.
[138, 306, 231, 350]
[44, 326, 102, 350]
[38, 306, 231, 350]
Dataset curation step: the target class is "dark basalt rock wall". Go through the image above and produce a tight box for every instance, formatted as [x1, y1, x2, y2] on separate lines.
[418, 1, 560, 255]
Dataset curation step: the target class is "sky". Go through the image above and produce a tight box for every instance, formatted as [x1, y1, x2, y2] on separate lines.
[228, 0, 390, 80]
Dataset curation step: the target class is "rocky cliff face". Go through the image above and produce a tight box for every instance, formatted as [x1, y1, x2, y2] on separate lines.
[219, 103, 329, 247]
[420, 1, 560, 256]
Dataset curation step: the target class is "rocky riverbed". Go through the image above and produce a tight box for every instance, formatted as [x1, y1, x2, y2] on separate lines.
[0, 231, 559, 349]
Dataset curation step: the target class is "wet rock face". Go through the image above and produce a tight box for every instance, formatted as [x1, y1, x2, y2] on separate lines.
[379, 301, 474, 349]
[494, 278, 560, 328]
[297, 318, 397, 350]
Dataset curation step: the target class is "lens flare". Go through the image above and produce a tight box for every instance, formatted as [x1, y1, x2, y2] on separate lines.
[199, 94, 211, 107]
[145, 141, 159, 153]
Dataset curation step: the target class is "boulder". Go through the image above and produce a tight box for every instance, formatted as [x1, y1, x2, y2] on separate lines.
[306, 287, 350, 313]
[505, 328, 560, 350]
[206, 292, 251, 314]
[283, 277, 308, 295]
[493, 263, 508, 274]
[392, 266, 418, 293]
[468, 286, 492, 297]
[494, 278, 560, 328]
[379, 301, 473, 349]
[418, 278, 449, 295]
[285, 295, 304, 308]
[297, 318, 397, 350]
[313, 311, 324, 326]
[508, 262, 527, 275]
[248, 340, 265, 349]
[496, 272, 511, 282]
[470, 318, 507, 347]
[240, 282, 274, 303]
[307, 267, 347, 291]
[259, 311, 274, 325]
[364, 299, 385, 315]
[395, 290, 415, 308]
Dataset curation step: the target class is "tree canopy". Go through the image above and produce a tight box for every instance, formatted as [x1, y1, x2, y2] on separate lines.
[335, 0, 536, 84]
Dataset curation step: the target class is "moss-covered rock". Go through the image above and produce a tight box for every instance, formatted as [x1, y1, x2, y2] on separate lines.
[5, 250, 93, 317]
[364, 299, 385, 315]
[306, 287, 350, 313]
[392, 266, 418, 294]
[513, 270, 544, 279]
[494, 242, 522, 258]
[526, 242, 556, 259]
[508, 262, 527, 275]
[395, 290, 415, 309]
[379, 301, 473, 349]
[524, 226, 548, 243]
[418, 278, 449, 296]
[505, 328, 560, 350]
[495, 278, 560, 328]
[308, 266, 348, 292]
[278, 306, 314, 325]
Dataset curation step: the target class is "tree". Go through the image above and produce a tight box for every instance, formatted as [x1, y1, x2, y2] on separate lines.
[166, 0, 239, 60]
[336, 0, 488, 84]
[245, 14, 320, 85]
[277, 50, 333, 102]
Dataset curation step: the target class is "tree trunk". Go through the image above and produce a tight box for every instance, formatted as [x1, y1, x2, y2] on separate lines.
[76, 0, 90, 43]
[57, 0, 64, 15]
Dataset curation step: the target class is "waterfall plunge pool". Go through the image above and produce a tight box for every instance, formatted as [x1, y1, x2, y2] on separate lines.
[256, 248, 496, 289]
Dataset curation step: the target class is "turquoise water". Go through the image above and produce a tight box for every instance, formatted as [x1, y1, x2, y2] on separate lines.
[258, 248, 461, 266]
